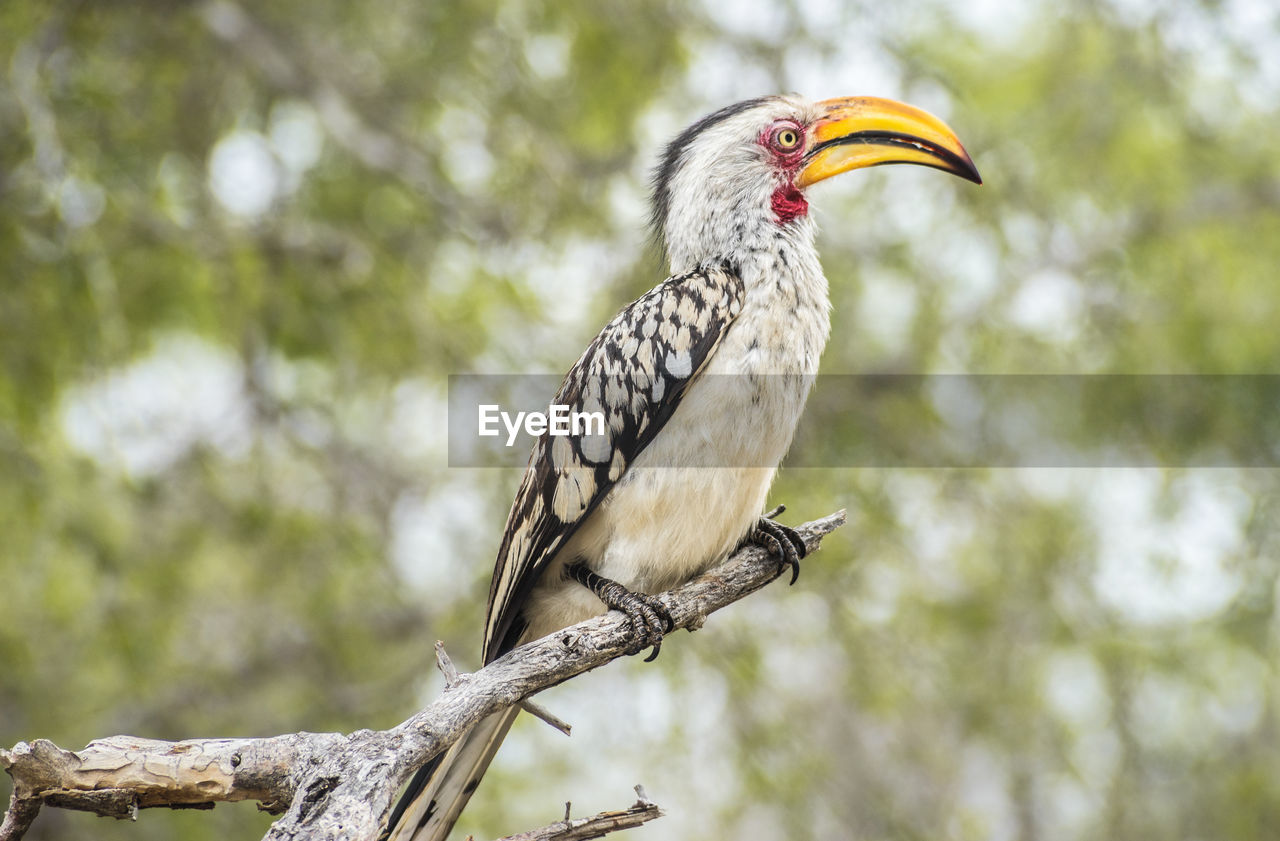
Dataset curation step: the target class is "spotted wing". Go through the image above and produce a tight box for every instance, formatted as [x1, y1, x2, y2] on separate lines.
[482, 261, 746, 661]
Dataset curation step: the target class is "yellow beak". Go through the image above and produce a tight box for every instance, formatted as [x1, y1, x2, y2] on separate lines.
[796, 96, 981, 188]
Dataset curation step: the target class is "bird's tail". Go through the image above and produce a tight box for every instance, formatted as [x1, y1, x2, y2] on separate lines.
[384, 706, 520, 841]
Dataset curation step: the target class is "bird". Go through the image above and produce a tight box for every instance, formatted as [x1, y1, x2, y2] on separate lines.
[385, 93, 980, 841]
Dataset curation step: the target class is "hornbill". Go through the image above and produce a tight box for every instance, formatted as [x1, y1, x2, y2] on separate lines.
[386, 94, 980, 840]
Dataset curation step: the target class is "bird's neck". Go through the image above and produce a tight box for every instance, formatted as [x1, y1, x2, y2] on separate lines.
[666, 207, 819, 281]
[680, 212, 831, 376]
[700, 216, 832, 374]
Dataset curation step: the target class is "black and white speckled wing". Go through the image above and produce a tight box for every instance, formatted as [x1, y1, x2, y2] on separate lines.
[482, 261, 746, 661]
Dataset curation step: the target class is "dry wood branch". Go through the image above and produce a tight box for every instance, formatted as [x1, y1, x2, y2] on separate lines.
[0, 793, 39, 841]
[518, 699, 573, 737]
[494, 787, 662, 841]
[2, 511, 845, 841]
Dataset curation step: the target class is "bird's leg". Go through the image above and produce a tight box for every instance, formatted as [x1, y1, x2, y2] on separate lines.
[566, 563, 673, 662]
[750, 504, 807, 585]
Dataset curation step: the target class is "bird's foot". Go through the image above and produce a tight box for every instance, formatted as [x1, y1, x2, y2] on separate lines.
[567, 564, 673, 662]
[751, 504, 807, 585]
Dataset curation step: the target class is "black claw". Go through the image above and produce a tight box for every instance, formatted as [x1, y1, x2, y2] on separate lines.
[567, 563, 672, 661]
[778, 522, 808, 561]
[752, 515, 806, 585]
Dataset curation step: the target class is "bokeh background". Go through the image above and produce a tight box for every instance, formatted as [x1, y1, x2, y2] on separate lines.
[4, 1, 1280, 839]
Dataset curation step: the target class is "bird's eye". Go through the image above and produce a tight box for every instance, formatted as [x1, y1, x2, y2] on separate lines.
[774, 127, 801, 150]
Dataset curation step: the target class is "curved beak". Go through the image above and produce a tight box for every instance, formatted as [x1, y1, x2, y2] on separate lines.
[797, 96, 981, 188]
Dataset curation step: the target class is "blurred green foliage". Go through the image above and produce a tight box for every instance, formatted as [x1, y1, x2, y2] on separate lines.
[3, 1, 1279, 840]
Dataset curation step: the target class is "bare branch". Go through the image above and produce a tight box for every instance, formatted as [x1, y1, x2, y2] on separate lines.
[494, 787, 663, 841]
[435, 640, 462, 689]
[519, 699, 573, 737]
[2, 511, 845, 841]
[0, 790, 40, 841]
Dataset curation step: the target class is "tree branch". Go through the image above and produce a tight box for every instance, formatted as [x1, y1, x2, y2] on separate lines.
[2, 510, 845, 841]
[493, 786, 662, 841]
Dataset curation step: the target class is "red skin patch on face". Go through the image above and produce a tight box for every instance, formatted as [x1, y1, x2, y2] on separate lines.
[760, 121, 809, 224]
[771, 185, 809, 224]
